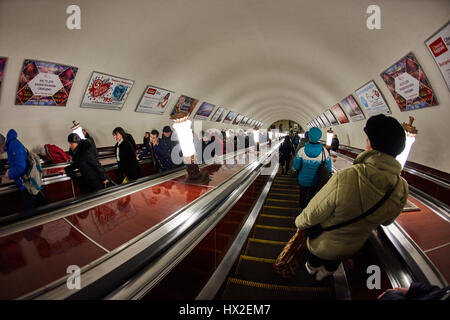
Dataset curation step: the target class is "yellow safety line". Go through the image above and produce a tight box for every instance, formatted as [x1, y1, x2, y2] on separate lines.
[255, 224, 297, 231]
[227, 278, 331, 293]
[248, 238, 288, 245]
[240, 255, 276, 264]
[268, 192, 298, 197]
[260, 214, 295, 220]
[270, 187, 298, 191]
[263, 205, 299, 210]
[266, 198, 298, 203]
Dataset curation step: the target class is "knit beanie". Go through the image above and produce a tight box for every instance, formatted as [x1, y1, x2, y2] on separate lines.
[68, 133, 81, 143]
[308, 127, 322, 143]
[363, 114, 406, 157]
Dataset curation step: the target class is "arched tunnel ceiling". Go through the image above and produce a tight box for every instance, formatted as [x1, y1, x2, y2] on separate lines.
[2, 0, 448, 128]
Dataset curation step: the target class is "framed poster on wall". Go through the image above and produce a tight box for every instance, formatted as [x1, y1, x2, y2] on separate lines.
[170, 94, 199, 116]
[240, 116, 249, 125]
[425, 21, 450, 92]
[340, 95, 365, 121]
[223, 111, 236, 123]
[324, 109, 338, 125]
[320, 113, 331, 127]
[194, 102, 216, 120]
[81, 72, 133, 110]
[210, 107, 225, 122]
[16, 59, 78, 106]
[355, 81, 391, 116]
[330, 103, 349, 124]
[316, 117, 325, 128]
[233, 114, 243, 125]
[135, 85, 174, 115]
[0, 57, 6, 100]
[380, 52, 438, 112]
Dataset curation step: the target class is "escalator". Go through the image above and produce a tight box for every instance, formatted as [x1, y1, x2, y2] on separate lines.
[220, 171, 334, 299]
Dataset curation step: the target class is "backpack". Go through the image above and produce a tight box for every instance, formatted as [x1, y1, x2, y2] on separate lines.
[21, 149, 43, 195]
[45, 144, 71, 163]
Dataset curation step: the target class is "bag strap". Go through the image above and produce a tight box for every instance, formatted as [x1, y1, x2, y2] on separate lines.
[321, 147, 326, 163]
[322, 177, 400, 233]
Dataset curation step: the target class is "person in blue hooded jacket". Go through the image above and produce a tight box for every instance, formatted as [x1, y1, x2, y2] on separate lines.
[293, 127, 332, 209]
[5, 129, 48, 211]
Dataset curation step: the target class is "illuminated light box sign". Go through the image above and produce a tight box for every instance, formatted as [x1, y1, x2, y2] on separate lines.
[0, 57, 6, 100]
[355, 80, 391, 116]
[330, 103, 349, 124]
[136, 85, 174, 115]
[316, 116, 325, 128]
[425, 21, 450, 92]
[16, 59, 78, 106]
[233, 114, 244, 125]
[324, 109, 338, 125]
[211, 107, 225, 122]
[223, 111, 236, 123]
[81, 72, 134, 110]
[340, 95, 365, 121]
[194, 102, 216, 120]
[170, 94, 199, 116]
[380, 52, 438, 112]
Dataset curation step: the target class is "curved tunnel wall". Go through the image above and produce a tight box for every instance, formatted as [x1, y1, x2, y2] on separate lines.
[0, 0, 449, 172]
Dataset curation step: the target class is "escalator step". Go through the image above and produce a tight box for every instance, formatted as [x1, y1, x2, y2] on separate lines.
[252, 225, 296, 242]
[262, 206, 300, 217]
[267, 192, 298, 199]
[245, 238, 287, 259]
[264, 199, 298, 209]
[234, 255, 324, 288]
[257, 214, 296, 228]
[221, 278, 333, 300]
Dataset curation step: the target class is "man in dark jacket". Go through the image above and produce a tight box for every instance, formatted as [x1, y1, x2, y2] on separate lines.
[161, 126, 180, 160]
[379, 282, 450, 300]
[331, 134, 339, 152]
[65, 133, 111, 194]
[113, 127, 141, 182]
[5, 129, 48, 210]
[150, 129, 173, 172]
[82, 129, 99, 159]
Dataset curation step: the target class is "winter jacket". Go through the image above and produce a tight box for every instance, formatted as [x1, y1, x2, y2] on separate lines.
[295, 150, 408, 261]
[84, 132, 99, 159]
[161, 132, 180, 159]
[5, 129, 28, 191]
[125, 133, 137, 152]
[152, 139, 173, 172]
[279, 140, 295, 161]
[115, 138, 141, 180]
[331, 138, 339, 152]
[293, 142, 332, 187]
[64, 139, 109, 193]
[44, 144, 71, 164]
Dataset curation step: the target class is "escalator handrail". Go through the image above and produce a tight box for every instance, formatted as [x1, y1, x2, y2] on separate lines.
[24, 143, 279, 299]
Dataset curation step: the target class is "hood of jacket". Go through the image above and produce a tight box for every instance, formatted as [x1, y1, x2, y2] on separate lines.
[304, 142, 322, 158]
[5, 129, 18, 149]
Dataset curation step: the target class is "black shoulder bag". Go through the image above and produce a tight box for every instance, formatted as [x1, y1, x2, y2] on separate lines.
[306, 178, 399, 240]
[317, 147, 330, 189]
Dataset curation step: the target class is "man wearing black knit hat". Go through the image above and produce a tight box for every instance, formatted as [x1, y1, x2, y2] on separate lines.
[295, 114, 409, 282]
[65, 133, 111, 194]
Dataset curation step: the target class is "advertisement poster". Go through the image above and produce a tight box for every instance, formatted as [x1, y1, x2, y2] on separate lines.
[340, 95, 365, 121]
[223, 111, 236, 123]
[210, 107, 225, 122]
[16, 59, 78, 106]
[81, 72, 133, 110]
[170, 94, 199, 116]
[194, 102, 216, 120]
[425, 21, 450, 91]
[324, 109, 339, 125]
[355, 81, 391, 116]
[240, 116, 249, 125]
[135, 85, 174, 115]
[316, 117, 325, 128]
[0, 57, 6, 99]
[330, 103, 349, 124]
[320, 113, 331, 127]
[380, 52, 438, 111]
[233, 114, 244, 125]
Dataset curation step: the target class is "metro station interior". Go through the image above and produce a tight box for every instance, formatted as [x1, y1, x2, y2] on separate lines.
[0, 0, 449, 303]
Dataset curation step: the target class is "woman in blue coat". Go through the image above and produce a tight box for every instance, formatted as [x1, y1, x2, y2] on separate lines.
[293, 127, 332, 209]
